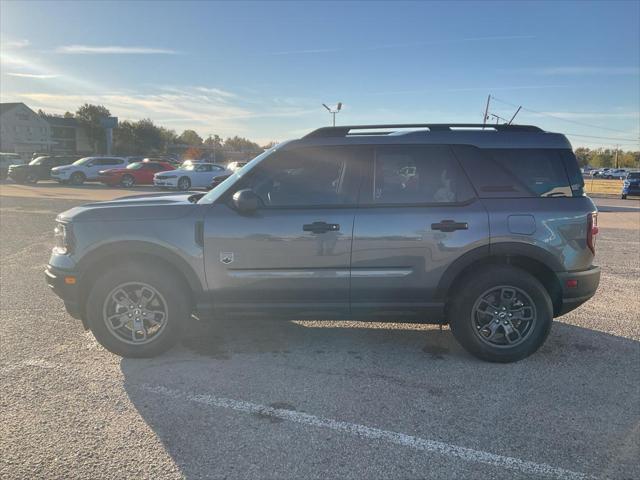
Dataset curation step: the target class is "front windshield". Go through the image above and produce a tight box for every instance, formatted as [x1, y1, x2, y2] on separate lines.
[627, 172, 640, 179]
[126, 162, 143, 170]
[198, 146, 280, 204]
[72, 157, 92, 166]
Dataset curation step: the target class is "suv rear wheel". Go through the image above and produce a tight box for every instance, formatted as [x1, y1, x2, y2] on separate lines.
[448, 265, 553, 363]
[86, 263, 189, 357]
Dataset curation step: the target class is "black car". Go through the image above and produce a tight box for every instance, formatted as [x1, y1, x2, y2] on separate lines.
[8, 155, 79, 183]
[207, 173, 231, 190]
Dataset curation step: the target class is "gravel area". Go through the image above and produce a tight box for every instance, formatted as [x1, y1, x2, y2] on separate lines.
[1, 193, 638, 480]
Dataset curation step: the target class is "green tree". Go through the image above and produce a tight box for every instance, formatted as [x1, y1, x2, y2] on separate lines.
[574, 147, 591, 167]
[75, 104, 111, 153]
[113, 119, 165, 155]
[224, 136, 261, 152]
[177, 129, 203, 146]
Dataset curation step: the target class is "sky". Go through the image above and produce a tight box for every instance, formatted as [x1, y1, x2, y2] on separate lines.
[1, 0, 639, 148]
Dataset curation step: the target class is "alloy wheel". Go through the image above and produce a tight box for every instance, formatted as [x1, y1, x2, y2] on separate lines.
[471, 285, 537, 348]
[102, 282, 169, 345]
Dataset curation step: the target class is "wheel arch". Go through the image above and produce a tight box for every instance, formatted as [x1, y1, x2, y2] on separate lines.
[437, 243, 564, 316]
[76, 241, 204, 322]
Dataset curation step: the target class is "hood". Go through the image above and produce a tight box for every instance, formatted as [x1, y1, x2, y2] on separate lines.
[57, 192, 202, 223]
[52, 165, 73, 171]
[99, 168, 127, 175]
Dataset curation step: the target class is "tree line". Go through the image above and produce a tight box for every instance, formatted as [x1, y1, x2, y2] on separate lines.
[574, 147, 639, 169]
[39, 104, 268, 160]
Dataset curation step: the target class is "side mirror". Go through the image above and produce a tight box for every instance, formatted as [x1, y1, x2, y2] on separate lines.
[232, 189, 261, 214]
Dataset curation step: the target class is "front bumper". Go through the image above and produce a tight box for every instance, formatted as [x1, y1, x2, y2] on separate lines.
[45, 265, 84, 322]
[557, 266, 601, 316]
[154, 179, 178, 188]
[50, 171, 71, 180]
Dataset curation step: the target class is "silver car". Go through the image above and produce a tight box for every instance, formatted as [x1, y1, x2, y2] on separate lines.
[46, 123, 600, 362]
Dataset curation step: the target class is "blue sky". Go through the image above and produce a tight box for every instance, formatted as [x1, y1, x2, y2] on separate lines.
[1, 0, 638, 148]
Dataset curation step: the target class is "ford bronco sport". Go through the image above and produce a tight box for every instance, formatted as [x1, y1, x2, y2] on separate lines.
[46, 124, 600, 362]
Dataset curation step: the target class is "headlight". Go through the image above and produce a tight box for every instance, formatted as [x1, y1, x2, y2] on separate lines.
[53, 223, 73, 254]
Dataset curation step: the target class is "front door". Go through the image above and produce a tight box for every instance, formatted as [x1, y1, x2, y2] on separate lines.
[350, 145, 489, 319]
[203, 146, 368, 317]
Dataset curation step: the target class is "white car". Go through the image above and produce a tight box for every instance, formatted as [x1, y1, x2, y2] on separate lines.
[154, 163, 229, 190]
[50, 156, 128, 185]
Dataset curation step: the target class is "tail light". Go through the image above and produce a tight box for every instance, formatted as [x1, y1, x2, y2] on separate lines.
[587, 213, 598, 254]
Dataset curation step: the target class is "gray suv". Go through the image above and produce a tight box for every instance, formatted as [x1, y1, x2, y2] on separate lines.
[46, 124, 600, 362]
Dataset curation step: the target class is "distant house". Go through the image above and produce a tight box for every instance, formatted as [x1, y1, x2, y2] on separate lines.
[0, 102, 52, 158]
[43, 115, 93, 155]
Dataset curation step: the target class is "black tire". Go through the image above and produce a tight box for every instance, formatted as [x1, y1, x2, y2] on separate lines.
[121, 174, 135, 188]
[621, 194, 627, 200]
[447, 265, 553, 363]
[70, 172, 85, 185]
[605, 175, 612, 180]
[86, 263, 190, 358]
[25, 173, 38, 184]
[177, 176, 191, 191]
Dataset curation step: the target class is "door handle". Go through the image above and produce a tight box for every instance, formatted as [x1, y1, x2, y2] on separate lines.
[431, 219, 468, 232]
[303, 221, 340, 234]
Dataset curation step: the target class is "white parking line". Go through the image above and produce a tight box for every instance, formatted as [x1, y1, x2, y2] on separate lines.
[141, 384, 590, 480]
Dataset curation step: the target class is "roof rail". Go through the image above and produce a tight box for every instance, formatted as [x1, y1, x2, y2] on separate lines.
[303, 123, 544, 138]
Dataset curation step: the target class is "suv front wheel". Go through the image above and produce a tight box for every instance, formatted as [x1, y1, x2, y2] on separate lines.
[86, 263, 189, 357]
[448, 265, 553, 363]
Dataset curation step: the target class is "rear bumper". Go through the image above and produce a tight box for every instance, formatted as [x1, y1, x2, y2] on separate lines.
[556, 266, 601, 316]
[45, 265, 83, 322]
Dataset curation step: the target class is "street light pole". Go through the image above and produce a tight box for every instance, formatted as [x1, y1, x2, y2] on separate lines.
[322, 103, 342, 126]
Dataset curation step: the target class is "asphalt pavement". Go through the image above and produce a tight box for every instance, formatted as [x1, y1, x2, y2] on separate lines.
[0, 190, 638, 480]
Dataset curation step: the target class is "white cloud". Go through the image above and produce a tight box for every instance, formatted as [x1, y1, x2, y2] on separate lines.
[3, 39, 30, 48]
[6, 72, 58, 79]
[55, 45, 178, 55]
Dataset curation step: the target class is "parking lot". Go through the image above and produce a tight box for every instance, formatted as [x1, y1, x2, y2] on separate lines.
[1, 185, 638, 479]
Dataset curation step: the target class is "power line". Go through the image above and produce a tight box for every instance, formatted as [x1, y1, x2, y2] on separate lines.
[490, 95, 637, 135]
[562, 132, 640, 143]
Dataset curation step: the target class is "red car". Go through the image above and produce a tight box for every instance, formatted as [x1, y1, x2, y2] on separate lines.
[98, 161, 175, 187]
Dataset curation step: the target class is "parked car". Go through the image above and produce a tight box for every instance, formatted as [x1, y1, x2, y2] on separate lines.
[8, 155, 79, 183]
[226, 161, 248, 173]
[46, 123, 600, 362]
[592, 168, 611, 178]
[98, 161, 175, 187]
[0, 152, 24, 179]
[621, 172, 640, 199]
[50, 156, 128, 185]
[603, 168, 628, 179]
[208, 174, 231, 190]
[153, 163, 229, 190]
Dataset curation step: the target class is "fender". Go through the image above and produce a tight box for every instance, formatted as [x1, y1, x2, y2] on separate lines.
[75, 240, 204, 295]
[435, 242, 563, 300]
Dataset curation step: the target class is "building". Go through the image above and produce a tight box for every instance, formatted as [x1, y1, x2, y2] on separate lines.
[0, 102, 93, 158]
[44, 115, 93, 155]
[0, 102, 52, 158]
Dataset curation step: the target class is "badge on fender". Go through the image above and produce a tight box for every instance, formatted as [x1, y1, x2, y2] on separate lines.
[220, 252, 234, 264]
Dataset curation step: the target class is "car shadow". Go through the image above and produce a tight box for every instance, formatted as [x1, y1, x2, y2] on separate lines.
[120, 318, 640, 479]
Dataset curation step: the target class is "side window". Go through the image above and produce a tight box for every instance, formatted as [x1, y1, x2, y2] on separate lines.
[235, 147, 368, 207]
[196, 164, 212, 172]
[371, 145, 474, 204]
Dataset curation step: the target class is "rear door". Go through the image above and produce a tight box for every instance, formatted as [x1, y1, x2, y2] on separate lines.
[350, 144, 489, 319]
[202, 146, 369, 316]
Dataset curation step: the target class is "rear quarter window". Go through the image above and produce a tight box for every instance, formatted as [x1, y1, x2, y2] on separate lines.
[452, 146, 574, 198]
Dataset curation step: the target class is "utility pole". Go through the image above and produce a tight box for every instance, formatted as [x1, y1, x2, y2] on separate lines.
[482, 95, 491, 128]
[614, 144, 619, 168]
[322, 103, 342, 126]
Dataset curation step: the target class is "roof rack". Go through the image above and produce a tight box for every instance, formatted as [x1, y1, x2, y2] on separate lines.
[303, 123, 544, 138]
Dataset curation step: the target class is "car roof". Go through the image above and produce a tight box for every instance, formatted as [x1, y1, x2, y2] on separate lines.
[286, 124, 572, 150]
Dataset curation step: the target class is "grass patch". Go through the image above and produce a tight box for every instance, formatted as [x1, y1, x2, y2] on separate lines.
[584, 178, 623, 196]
